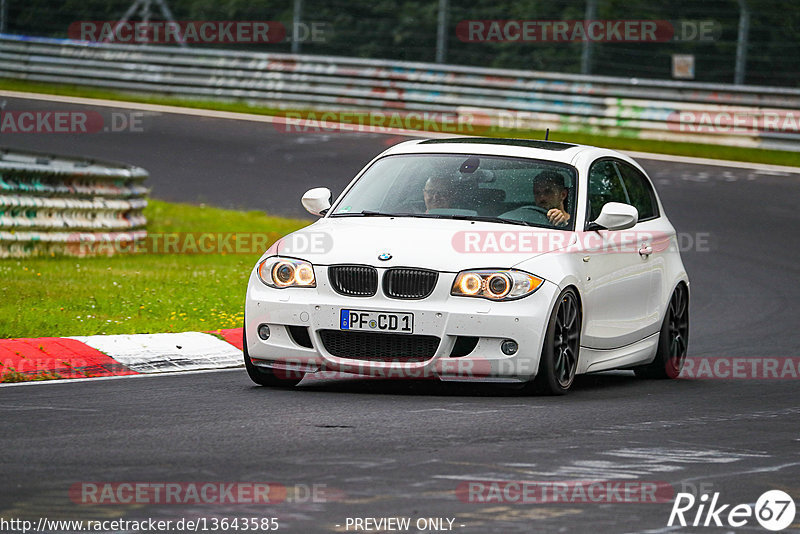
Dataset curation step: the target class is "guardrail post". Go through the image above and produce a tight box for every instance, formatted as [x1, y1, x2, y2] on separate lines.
[580, 0, 597, 75]
[735, 0, 750, 85]
[292, 0, 303, 54]
[0, 0, 7, 34]
[436, 0, 448, 63]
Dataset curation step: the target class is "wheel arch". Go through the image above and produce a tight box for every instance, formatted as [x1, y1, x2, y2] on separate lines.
[659, 276, 690, 325]
[552, 275, 584, 330]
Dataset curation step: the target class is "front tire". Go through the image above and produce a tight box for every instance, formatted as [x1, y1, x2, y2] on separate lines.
[524, 288, 581, 395]
[634, 283, 689, 379]
[243, 327, 304, 387]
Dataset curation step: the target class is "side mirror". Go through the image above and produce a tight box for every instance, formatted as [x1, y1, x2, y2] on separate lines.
[301, 187, 331, 217]
[588, 202, 638, 231]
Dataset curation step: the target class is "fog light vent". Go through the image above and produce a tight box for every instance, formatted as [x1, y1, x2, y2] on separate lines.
[257, 324, 271, 340]
[501, 339, 518, 355]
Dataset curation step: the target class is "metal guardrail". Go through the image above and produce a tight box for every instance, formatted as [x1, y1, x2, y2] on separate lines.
[0, 147, 148, 257]
[0, 34, 799, 151]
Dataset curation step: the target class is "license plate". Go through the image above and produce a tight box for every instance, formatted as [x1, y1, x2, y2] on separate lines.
[340, 309, 414, 334]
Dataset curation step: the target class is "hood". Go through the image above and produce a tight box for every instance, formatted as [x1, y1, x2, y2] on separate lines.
[274, 216, 575, 272]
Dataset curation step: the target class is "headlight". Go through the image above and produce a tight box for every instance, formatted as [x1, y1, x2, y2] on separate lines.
[257, 257, 316, 288]
[451, 269, 543, 301]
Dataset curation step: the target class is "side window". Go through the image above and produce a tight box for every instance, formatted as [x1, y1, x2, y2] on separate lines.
[615, 161, 660, 221]
[587, 159, 627, 221]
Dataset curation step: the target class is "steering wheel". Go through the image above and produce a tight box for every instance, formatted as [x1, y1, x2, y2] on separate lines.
[517, 205, 551, 225]
[523, 205, 550, 215]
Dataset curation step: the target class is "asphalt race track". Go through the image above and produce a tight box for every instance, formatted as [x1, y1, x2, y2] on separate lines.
[1, 96, 799, 533]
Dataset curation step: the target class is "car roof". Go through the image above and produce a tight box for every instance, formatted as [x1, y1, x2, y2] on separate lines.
[380, 137, 629, 167]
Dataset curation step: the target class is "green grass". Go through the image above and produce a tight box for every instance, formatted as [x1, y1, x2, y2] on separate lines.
[0, 367, 61, 383]
[2, 78, 798, 167]
[0, 78, 290, 117]
[0, 200, 310, 338]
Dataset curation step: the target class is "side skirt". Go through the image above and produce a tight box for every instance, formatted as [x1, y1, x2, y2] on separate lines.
[577, 333, 660, 374]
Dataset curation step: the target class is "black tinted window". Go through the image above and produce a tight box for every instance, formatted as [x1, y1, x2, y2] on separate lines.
[615, 161, 659, 221]
[587, 159, 627, 221]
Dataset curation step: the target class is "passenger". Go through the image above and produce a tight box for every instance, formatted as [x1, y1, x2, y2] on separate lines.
[422, 174, 455, 212]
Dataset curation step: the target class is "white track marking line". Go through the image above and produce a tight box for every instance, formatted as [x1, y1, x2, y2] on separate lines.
[0, 367, 242, 388]
[0, 404, 100, 411]
[623, 150, 800, 175]
[0, 90, 447, 138]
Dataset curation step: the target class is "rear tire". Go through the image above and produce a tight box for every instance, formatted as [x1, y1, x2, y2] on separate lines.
[243, 327, 304, 387]
[634, 283, 689, 379]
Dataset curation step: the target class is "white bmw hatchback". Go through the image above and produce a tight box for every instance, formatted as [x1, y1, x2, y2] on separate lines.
[243, 138, 689, 394]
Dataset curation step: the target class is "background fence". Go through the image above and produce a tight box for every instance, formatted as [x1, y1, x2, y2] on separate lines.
[1, 34, 799, 151]
[2, 0, 799, 88]
[0, 146, 148, 257]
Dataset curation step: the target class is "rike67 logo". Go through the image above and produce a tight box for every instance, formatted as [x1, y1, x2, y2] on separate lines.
[669, 490, 796, 531]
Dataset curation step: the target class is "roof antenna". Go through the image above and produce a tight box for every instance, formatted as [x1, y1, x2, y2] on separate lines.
[545, 128, 550, 141]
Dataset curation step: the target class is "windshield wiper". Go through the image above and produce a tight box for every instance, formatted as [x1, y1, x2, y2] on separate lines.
[331, 210, 436, 218]
[433, 214, 537, 227]
[330, 212, 537, 227]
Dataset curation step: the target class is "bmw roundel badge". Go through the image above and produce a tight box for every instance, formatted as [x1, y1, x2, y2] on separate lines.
[378, 252, 392, 261]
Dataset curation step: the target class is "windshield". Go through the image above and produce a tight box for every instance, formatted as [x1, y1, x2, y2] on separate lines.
[330, 154, 578, 230]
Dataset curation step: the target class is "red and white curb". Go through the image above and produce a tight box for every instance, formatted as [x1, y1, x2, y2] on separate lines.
[0, 328, 244, 383]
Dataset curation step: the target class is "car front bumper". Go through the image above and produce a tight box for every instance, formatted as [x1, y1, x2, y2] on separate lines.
[244, 266, 560, 383]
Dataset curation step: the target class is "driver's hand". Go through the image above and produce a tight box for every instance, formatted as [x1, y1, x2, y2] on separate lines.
[547, 208, 570, 227]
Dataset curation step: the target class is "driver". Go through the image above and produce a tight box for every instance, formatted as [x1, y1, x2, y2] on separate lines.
[501, 171, 571, 227]
[422, 174, 455, 212]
